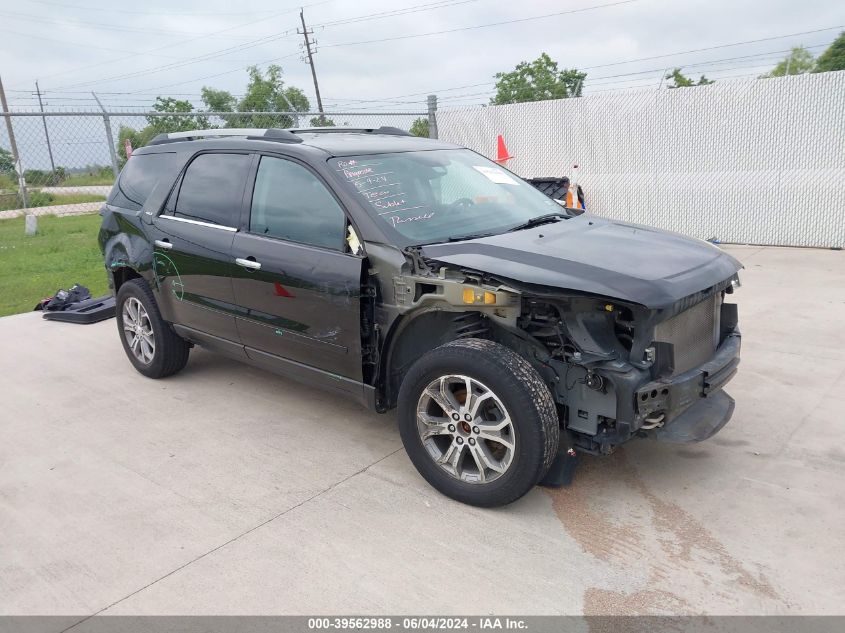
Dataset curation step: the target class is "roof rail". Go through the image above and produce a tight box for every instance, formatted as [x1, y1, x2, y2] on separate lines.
[290, 126, 412, 137]
[148, 128, 303, 145]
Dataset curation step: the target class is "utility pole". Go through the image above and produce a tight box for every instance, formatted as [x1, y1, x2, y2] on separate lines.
[0, 74, 34, 234]
[34, 81, 56, 175]
[298, 9, 324, 115]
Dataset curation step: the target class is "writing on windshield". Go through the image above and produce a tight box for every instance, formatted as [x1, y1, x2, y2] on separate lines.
[336, 159, 434, 229]
[331, 149, 560, 244]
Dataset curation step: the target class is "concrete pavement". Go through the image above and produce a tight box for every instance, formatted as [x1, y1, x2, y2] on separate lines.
[1, 245, 843, 616]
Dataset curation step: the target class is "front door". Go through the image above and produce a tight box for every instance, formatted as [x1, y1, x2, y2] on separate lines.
[230, 154, 364, 386]
[152, 151, 252, 343]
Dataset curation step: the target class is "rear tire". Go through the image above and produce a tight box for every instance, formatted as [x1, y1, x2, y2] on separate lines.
[398, 338, 559, 507]
[116, 278, 189, 378]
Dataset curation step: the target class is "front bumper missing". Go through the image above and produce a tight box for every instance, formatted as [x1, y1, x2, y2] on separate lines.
[637, 333, 741, 442]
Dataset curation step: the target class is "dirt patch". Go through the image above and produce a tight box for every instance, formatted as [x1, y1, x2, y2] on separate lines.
[584, 586, 691, 616]
[548, 450, 780, 613]
[548, 455, 642, 562]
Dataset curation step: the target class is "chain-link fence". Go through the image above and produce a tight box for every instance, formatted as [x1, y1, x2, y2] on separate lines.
[0, 110, 429, 220]
[5, 73, 844, 248]
[438, 72, 845, 248]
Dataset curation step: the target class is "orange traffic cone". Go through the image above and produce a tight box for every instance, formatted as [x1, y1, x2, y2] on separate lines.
[494, 135, 514, 163]
[565, 164, 585, 210]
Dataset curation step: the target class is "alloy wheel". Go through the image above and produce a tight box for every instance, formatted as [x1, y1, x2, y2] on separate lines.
[122, 297, 155, 364]
[416, 374, 516, 484]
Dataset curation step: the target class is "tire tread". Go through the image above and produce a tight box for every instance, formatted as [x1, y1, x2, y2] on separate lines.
[398, 337, 560, 507]
[117, 278, 189, 378]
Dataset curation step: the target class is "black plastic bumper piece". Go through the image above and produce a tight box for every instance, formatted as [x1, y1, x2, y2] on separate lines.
[654, 390, 735, 443]
[636, 334, 740, 423]
[539, 444, 579, 488]
[42, 295, 116, 324]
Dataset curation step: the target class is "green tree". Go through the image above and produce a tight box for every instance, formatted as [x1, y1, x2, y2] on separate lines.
[204, 65, 311, 128]
[146, 97, 209, 134]
[814, 31, 845, 72]
[309, 115, 335, 127]
[409, 117, 429, 138]
[117, 125, 155, 164]
[200, 87, 238, 113]
[116, 97, 209, 164]
[762, 47, 815, 77]
[491, 53, 586, 105]
[0, 148, 14, 175]
[665, 68, 714, 88]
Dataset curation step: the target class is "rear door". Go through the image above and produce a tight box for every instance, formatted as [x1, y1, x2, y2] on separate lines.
[152, 151, 252, 344]
[230, 154, 364, 388]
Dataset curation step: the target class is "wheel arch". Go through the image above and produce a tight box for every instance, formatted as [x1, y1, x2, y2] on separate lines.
[379, 309, 484, 410]
[101, 224, 154, 294]
[378, 306, 561, 411]
[110, 265, 143, 295]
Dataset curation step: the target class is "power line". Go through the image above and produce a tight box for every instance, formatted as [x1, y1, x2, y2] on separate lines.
[0, 10, 258, 39]
[311, 0, 483, 29]
[586, 45, 830, 83]
[44, 0, 492, 92]
[325, 33, 838, 107]
[24, 0, 279, 15]
[577, 25, 844, 70]
[132, 52, 303, 94]
[320, 0, 643, 49]
[0, 27, 188, 58]
[51, 31, 300, 90]
[17, 0, 336, 87]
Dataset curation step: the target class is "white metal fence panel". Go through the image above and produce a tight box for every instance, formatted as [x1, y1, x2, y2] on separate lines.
[437, 72, 845, 248]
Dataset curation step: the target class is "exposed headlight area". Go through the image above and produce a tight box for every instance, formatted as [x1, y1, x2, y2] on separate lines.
[518, 296, 638, 366]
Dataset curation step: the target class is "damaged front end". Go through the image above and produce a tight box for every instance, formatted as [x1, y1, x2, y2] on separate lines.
[517, 277, 741, 454]
[412, 215, 745, 456]
[393, 244, 741, 456]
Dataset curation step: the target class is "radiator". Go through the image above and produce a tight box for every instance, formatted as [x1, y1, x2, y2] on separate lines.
[654, 294, 721, 375]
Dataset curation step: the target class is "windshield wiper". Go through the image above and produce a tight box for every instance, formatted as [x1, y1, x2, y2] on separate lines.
[506, 212, 567, 233]
[444, 231, 496, 242]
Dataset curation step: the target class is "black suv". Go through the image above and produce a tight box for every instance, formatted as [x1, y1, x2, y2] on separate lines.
[99, 127, 742, 507]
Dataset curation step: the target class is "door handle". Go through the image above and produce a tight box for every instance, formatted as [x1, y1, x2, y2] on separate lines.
[154, 239, 173, 250]
[235, 257, 262, 271]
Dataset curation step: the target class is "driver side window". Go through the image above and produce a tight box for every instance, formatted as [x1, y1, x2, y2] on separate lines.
[250, 156, 347, 251]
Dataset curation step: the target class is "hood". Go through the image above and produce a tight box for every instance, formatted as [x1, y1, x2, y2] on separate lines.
[420, 214, 742, 309]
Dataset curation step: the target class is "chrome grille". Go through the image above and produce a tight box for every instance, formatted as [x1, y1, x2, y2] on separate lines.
[655, 294, 720, 375]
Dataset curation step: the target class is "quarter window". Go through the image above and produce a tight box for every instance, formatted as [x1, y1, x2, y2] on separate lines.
[108, 152, 176, 211]
[249, 156, 346, 250]
[174, 153, 251, 226]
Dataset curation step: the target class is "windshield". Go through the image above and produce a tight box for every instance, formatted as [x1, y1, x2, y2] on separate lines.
[329, 149, 563, 245]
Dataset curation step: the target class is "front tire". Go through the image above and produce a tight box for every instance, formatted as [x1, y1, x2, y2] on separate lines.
[398, 338, 560, 507]
[116, 278, 189, 378]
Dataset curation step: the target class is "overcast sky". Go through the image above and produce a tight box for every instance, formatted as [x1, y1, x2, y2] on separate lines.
[1, 0, 844, 112]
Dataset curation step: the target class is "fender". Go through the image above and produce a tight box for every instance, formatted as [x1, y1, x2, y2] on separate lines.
[99, 206, 158, 300]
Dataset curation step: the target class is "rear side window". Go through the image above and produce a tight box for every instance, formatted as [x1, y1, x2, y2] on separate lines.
[174, 153, 251, 226]
[108, 152, 176, 211]
[249, 156, 346, 250]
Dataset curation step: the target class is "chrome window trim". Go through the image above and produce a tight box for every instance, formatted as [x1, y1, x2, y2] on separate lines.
[158, 214, 237, 232]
